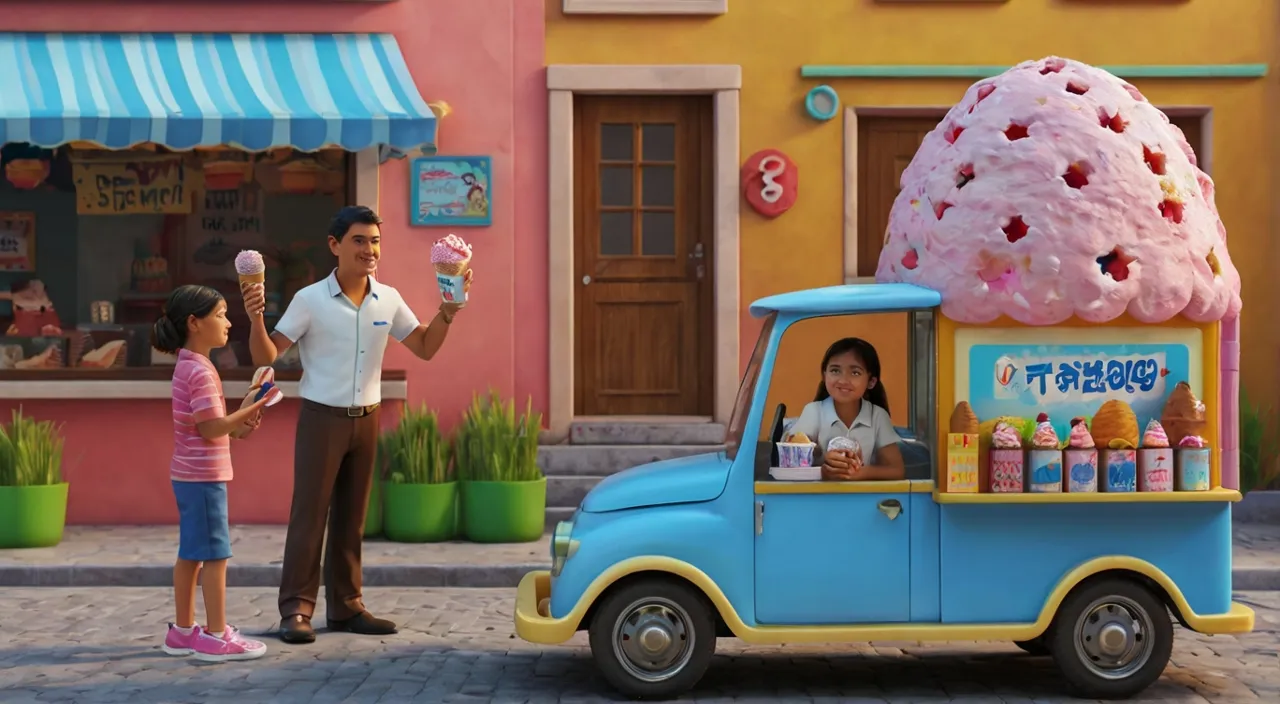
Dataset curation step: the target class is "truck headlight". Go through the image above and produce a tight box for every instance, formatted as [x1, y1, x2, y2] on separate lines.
[551, 520, 578, 577]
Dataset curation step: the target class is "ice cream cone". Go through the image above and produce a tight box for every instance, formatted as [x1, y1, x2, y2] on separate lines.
[433, 257, 471, 277]
[239, 271, 265, 289]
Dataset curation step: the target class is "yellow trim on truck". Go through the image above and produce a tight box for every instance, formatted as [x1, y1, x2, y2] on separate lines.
[514, 555, 1254, 646]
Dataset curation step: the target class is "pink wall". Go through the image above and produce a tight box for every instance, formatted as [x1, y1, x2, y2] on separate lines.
[1, 1, 547, 524]
[2, 0, 549, 429]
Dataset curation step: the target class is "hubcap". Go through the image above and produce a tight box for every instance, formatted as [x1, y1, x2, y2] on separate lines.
[1074, 596, 1155, 680]
[612, 597, 694, 683]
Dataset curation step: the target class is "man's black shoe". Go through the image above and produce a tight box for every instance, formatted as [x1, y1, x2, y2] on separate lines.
[280, 614, 316, 644]
[327, 611, 398, 636]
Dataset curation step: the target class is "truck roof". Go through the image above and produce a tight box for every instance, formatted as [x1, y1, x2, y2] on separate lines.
[749, 282, 942, 318]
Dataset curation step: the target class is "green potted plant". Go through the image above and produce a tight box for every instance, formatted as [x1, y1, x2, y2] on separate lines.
[0, 409, 68, 548]
[1240, 392, 1280, 494]
[380, 404, 457, 543]
[455, 390, 546, 543]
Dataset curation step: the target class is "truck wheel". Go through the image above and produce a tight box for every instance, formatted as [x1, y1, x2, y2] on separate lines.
[1014, 636, 1050, 656]
[588, 578, 717, 700]
[1048, 578, 1173, 699]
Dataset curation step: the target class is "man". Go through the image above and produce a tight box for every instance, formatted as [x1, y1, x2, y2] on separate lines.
[242, 205, 471, 644]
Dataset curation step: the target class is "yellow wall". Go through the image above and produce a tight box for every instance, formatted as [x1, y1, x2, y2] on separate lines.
[547, 0, 1278, 419]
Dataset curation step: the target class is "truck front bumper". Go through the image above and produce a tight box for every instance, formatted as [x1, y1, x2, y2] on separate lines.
[514, 570, 579, 645]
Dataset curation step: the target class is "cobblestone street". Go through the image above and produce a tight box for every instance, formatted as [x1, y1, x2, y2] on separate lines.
[1, 587, 1277, 703]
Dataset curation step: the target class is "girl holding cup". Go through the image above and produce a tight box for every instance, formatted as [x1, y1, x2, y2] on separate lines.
[787, 338, 905, 481]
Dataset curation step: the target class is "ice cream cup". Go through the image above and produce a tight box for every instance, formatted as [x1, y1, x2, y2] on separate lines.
[989, 448, 1024, 493]
[1064, 448, 1098, 493]
[1027, 449, 1063, 493]
[1101, 449, 1137, 492]
[434, 259, 470, 306]
[1138, 448, 1174, 492]
[1176, 447, 1211, 491]
[776, 442, 816, 469]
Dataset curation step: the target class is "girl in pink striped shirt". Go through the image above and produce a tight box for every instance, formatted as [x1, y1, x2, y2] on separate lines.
[153, 285, 270, 662]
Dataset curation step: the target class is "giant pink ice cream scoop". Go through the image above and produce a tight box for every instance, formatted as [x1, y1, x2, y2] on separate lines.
[875, 56, 1241, 326]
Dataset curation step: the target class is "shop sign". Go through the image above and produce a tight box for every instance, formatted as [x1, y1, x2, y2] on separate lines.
[958, 327, 1198, 434]
[410, 155, 492, 227]
[741, 149, 797, 218]
[0, 211, 35, 272]
[72, 156, 191, 215]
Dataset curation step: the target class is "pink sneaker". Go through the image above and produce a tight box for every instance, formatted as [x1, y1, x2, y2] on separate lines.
[192, 626, 268, 662]
[162, 623, 203, 656]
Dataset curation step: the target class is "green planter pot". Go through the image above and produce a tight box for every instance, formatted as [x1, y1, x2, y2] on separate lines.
[463, 477, 547, 543]
[364, 475, 383, 538]
[0, 483, 69, 549]
[383, 481, 458, 543]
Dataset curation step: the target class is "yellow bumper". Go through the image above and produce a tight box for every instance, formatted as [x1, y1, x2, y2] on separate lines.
[1188, 601, 1255, 635]
[514, 570, 580, 645]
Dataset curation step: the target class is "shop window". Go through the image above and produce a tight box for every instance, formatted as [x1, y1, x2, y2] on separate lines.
[562, 0, 727, 15]
[0, 143, 351, 379]
[754, 313, 933, 480]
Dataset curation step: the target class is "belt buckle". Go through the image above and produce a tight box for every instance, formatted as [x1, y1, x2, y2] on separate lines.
[346, 406, 363, 418]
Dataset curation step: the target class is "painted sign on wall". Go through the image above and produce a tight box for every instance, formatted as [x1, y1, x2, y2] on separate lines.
[0, 211, 35, 272]
[741, 149, 797, 218]
[410, 156, 492, 226]
[72, 157, 191, 215]
[955, 326, 1202, 440]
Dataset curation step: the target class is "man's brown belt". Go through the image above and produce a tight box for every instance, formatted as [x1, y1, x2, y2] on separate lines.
[302, 399, 381, 418]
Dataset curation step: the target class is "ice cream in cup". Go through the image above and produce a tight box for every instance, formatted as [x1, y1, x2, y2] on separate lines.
[1138, 419, 1173, 492]
[989, 421, 1025, 493]
[1176, 435, 1210, 491]
[1027, 413, 1063, 493]
[235, 249, 265, 292]
[776, 441, 816, 469]
[1064, 417, 1098, 493]
[430, 234, 472, 306]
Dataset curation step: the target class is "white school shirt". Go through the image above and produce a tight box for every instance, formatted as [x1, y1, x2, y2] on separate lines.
[789, 397, 902, 462]
[273, 270, 420, 408]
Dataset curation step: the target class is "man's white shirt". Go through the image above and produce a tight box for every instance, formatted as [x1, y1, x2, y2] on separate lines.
[274, 270, 420, 408]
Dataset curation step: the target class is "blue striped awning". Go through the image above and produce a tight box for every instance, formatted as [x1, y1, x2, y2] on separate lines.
[0, 33, 438, 153]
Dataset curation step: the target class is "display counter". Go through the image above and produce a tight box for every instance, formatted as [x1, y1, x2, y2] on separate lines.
[0, 369, 407, 525]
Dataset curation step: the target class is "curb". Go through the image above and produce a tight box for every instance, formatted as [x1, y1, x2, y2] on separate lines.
[1, 564, 1279, 590]
[0, 563, 548, 589]
[1235, 490, 1280, 524]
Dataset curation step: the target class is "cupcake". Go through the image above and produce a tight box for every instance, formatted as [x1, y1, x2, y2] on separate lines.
[1064, 417, 1098, 493]
[1138, 419, 1173, 492]
[989, 421, 1024, 493]
[1027, 413, 1063, 493]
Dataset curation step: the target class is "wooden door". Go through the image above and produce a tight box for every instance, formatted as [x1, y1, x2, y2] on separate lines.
[574, 95, 713, 416]
[857, 117, 940, 277]
[1167, 115, 1205, 170]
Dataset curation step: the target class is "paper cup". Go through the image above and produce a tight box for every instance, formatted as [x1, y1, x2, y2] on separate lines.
[1027, 449, 1063, 493]
[989, 448, 1024, 493]
[1064, 448, 1098, 493]
[1138, 448, 1174, 492]
[1177, 447, 1211, 491]
[1101, 449, 1137, 492]
[776, 442, 816, 469]
[435, 271, 468, 306]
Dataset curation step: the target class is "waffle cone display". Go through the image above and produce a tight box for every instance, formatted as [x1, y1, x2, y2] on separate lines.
[1161, 381, 1207, 446]
[1090, 399, 1139, 450]
[949, 401, 980, 434]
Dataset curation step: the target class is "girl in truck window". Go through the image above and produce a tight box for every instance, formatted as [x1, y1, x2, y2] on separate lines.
[787, 337, 906, 481]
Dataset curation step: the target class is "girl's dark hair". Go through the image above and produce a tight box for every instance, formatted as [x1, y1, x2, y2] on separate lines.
[813, 337, 890, 414]
[152, 285, 224, 354]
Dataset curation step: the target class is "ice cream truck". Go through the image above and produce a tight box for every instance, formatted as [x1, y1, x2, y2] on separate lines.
[513, 57, 1254, 700]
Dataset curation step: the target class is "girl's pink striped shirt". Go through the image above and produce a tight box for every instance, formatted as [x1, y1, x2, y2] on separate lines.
[170, 349, 233, 482]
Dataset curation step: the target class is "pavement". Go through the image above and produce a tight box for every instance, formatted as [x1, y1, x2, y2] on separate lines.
[2, 587, 1279, 703]
[3, 522, 1280, 589]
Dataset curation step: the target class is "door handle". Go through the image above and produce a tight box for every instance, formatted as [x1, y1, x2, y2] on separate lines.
[878, 499, 902, 521]
[755, 500, 765, 535]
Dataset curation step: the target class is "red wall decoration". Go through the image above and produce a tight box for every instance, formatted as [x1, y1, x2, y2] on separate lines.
[741, 149, 797, 218]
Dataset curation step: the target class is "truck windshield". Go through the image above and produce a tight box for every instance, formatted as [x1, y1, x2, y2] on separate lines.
[724, 312, 776, 460]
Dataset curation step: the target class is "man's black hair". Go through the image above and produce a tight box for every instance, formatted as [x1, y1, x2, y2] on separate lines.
[329, 205, 383, 242]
